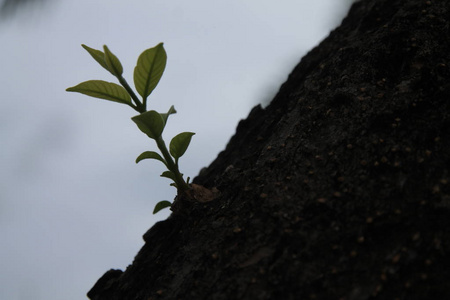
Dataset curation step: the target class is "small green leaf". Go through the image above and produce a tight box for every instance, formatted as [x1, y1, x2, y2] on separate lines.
[81, 44, 109, 71]
[103, 45, 123, 77]
[153, 200, 171, 214]
[160, 105, 177, 124]
[136, 151, 166, 166]
[170, 132, 195, 160]
[160, 170, 177, 182]
[66, 80, 131, 105]
[134, 43, 167, 99]
[131, 110, 165, 139]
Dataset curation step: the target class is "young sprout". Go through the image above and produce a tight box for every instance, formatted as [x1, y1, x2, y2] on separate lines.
[66, 43, 194, 214]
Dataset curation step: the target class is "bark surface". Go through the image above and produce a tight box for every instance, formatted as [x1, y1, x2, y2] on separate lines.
[88, 0, 450, 299]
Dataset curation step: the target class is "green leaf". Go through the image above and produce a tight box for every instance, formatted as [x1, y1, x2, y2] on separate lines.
[81, 44, 109, 71]
[66, 80, 131, 105]
[160, 105, 177, 124]
[103, 45, 123, 77]
[131, 110, 165, 139]
[134, 43, 167, 99]
[153, 200, 171, 214]
[169, 132, 195, 160]
[160, 170, 177, 182]
[136, 151, 166, 166]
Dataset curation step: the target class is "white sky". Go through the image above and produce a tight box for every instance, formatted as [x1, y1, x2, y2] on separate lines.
[0, 1, 353, 299]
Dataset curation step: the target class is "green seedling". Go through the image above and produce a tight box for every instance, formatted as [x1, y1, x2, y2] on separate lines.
[67, 43, 194, 214]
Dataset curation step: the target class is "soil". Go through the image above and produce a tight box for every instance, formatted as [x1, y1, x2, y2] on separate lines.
[87, 0, 450, 299]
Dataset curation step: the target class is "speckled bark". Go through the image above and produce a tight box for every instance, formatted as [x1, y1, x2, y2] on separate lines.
[88, 0, 450, 299]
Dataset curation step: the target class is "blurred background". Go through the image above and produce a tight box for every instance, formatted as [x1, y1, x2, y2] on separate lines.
[0, 0, 354, 299]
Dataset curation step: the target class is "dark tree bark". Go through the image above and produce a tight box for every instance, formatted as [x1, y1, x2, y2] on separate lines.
[88, 0, 450, 299]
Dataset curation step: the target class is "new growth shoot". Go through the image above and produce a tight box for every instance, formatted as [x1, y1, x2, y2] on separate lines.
[67, 43, 194, 214]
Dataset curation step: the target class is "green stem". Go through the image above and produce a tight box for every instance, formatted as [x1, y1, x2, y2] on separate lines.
[117, 76, 145, 113]
[155, 136, 190, 191]
[143, 96, 148, 111]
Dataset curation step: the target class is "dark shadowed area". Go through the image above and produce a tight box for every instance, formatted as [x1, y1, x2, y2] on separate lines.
[87, 0, 450, 299]
[1, 1, 354, 299]
[0, 0, 48, 18]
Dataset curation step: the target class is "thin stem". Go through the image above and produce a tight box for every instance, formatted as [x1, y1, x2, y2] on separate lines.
[117, 76, 145, 113]
[143, 96, 148, 111]
[128, 102, 140, 112]
[155, 136, 190, 191]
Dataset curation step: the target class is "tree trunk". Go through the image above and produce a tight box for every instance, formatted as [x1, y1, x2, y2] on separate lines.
[88, 0, 450, 299]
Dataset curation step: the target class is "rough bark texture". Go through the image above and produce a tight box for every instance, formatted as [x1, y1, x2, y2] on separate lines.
[88, 0, 450, 299]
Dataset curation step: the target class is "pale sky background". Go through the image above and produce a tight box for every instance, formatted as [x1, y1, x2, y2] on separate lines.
[0, 1, 354, 299]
